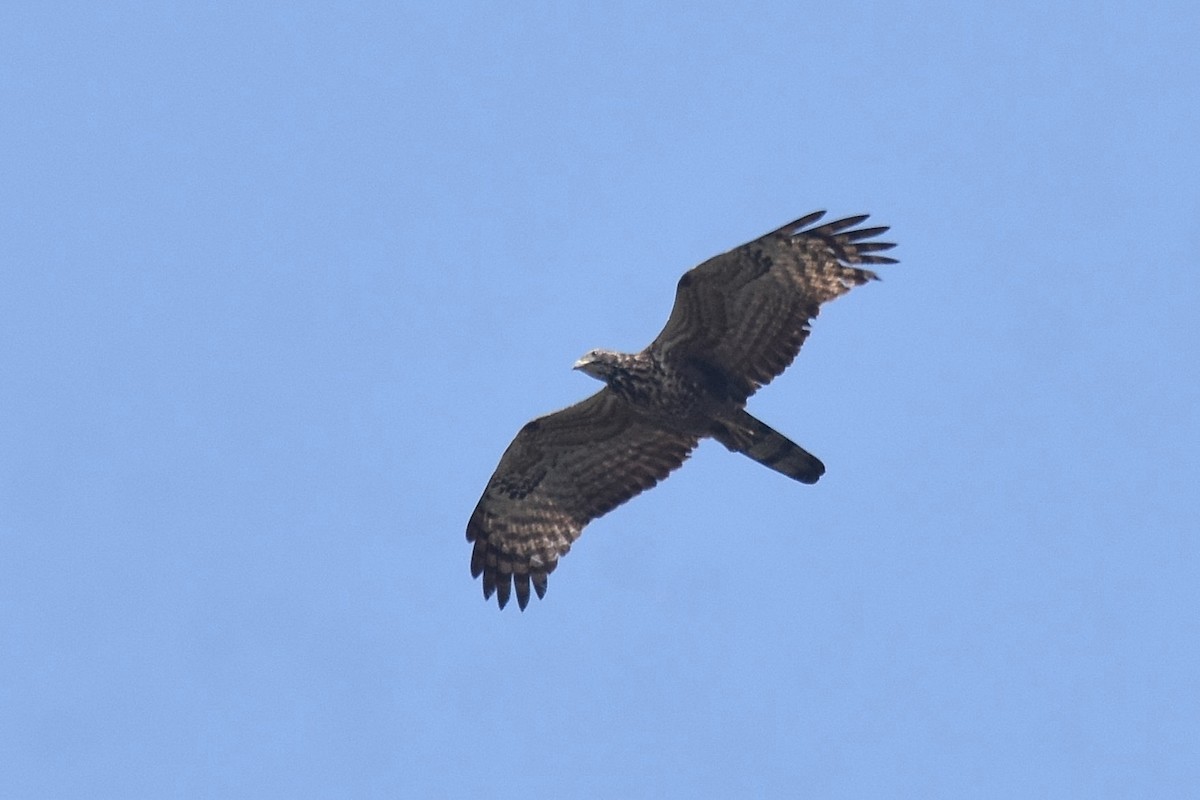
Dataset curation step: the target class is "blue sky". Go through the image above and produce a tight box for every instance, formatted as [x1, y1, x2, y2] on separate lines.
[3, 2, 1197, 797]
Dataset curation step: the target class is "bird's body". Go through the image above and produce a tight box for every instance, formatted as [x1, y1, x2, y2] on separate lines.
[468, 212, 897, 609]
[576, 350, 726, 424]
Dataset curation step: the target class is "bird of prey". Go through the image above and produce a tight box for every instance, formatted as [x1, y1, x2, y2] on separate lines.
[467, 211, 897, 609]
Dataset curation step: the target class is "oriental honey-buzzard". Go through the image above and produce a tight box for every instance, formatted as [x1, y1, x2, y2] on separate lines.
[467, 212, 897, 609]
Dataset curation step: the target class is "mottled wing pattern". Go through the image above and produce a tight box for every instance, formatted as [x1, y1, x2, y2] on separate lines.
[649, 212, 897, 399]
[467, 389, 700, 609]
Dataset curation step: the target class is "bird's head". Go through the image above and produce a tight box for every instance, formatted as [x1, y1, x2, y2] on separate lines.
[573, 348, 621, 382]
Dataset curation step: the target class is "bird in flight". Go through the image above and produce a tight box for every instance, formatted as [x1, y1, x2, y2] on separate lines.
[467, 212, 897, 609]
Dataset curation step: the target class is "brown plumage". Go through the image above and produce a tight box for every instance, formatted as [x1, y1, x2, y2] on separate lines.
[467, 212, 898, 609]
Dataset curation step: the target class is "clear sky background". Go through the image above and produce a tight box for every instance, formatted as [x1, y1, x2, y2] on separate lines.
[3, 3, 1197, 798]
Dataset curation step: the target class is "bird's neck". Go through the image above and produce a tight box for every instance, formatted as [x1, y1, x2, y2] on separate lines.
[601, 352, 662, 403]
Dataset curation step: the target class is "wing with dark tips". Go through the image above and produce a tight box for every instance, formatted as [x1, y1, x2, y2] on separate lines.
[649, 213, 897, 400]
[467, 389, 699, 610]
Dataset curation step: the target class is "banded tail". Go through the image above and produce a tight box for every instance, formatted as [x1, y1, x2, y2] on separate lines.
[710, 410, 825, 484]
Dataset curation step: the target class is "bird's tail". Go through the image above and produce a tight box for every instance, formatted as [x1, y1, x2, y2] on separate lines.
[710, 410, 825, 484]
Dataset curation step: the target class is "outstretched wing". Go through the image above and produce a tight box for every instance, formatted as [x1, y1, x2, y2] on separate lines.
[649, 212, 897, 400]
[467, 389, 699, 610]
